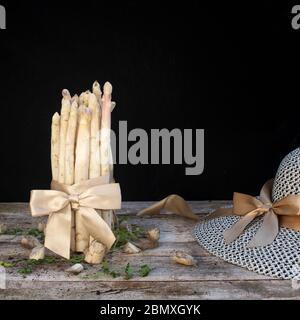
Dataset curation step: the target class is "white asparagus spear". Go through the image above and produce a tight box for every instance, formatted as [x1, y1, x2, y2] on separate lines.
[74, 106, 92, 252]
[75, 106, 91, 183]
[66, 100, 78, 252]
[65, 99, 78, 185]
[93, 81, 115, 111]
[88, 93, 101, 178]
[88, 90, 102, 245]
[58, 89, 71, 183]
[100, 82, 115, 228]
[100, 82, 112, 177]
[51, 112, 60, 181]
[109, 101, 116, 181]
[92, 81, 103, 176]
[69, 95, 79, 251]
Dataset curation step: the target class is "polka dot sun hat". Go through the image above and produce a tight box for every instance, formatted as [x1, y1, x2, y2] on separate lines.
[194, 148, 300, 280]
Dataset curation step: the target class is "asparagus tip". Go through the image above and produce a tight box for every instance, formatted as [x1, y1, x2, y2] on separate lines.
[103, 82, 113, 96]
[71, 94, 78, 103]
[93, 80, 100, 88]
[71, 99, 78, 109]
[52, 112, 60, 121]
[62, 89, 71, 99]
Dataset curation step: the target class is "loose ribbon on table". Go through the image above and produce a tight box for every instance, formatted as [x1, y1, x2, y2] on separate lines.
[138, 180, 300, 247]
[29, 175, 121, 259]
[137, 194, 200, 221]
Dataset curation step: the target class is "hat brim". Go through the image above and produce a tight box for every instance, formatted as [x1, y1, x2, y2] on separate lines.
[194, 215, 300, 280]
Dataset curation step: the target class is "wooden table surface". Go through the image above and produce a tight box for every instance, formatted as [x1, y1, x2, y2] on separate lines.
[0, 201, 299, 300]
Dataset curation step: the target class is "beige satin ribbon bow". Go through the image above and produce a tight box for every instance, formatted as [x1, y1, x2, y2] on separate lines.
[30, 175, 121, 259]
[209, 179, 300, 247]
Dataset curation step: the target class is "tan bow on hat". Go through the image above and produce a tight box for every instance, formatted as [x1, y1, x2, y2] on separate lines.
[208, 179, 300, 247]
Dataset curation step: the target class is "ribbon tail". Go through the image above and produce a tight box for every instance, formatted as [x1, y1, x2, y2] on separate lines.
[248, 209, 279, 247]
[137, 198, 169, 217]
[137, 194, 199, 221]
[44, 205, 72, 259]
[223, 210, 259, 244]
[79, 207, 116, 250]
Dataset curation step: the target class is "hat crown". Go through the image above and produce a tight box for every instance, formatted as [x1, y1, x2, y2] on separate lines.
[272, 148, 300, 202]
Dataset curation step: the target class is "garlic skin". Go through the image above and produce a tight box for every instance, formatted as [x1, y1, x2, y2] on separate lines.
[21, 236, 42, 249]
[29, 246, 45, 260]
[172, 251, 197, 266]
[146, 228, 160, 242]
[123, 242, 141, 254]
[65, 263, 84, 275]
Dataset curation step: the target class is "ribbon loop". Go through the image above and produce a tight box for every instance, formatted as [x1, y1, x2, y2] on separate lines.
[30, 176, 121, 259]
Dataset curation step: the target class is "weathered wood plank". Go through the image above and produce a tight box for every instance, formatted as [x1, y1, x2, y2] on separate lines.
[1, 280, 299, 300]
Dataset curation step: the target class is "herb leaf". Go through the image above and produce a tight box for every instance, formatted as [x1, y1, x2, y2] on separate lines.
[139, 264, 151, 277]
[18, 267, 33, 275]
[113, 224, 146, 249]
[27, 228, 44, 241]
[124, 263, 133, 280]
[69, 254, 84, 264]
[101, 260, 110, 274]
[0, 261, 14, 268]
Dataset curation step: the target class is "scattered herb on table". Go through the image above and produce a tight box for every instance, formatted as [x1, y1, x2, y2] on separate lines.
[109, 270, 120, 278]
[100, 260, 120, 278]
[69, 254, 84, 264]
[113, 224, 146, 249]
[139, 264, 151, 277]
[16, 256, 62, 275]
[118, 217, 128, 224]
[0, 261, 14, 268]
[5, 227, 24, 235]
[27, 228, 44, 241]
[124, 263, 133, 280]
[18, 267, 33, 275]
[101, 260, 110, 274]
[4, 227, 44, 242]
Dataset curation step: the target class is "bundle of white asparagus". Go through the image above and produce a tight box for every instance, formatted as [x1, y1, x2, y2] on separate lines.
[51, 81, 116, 262]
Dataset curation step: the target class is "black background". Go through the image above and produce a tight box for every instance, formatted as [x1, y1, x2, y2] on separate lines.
[0, 1, 299, 201]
